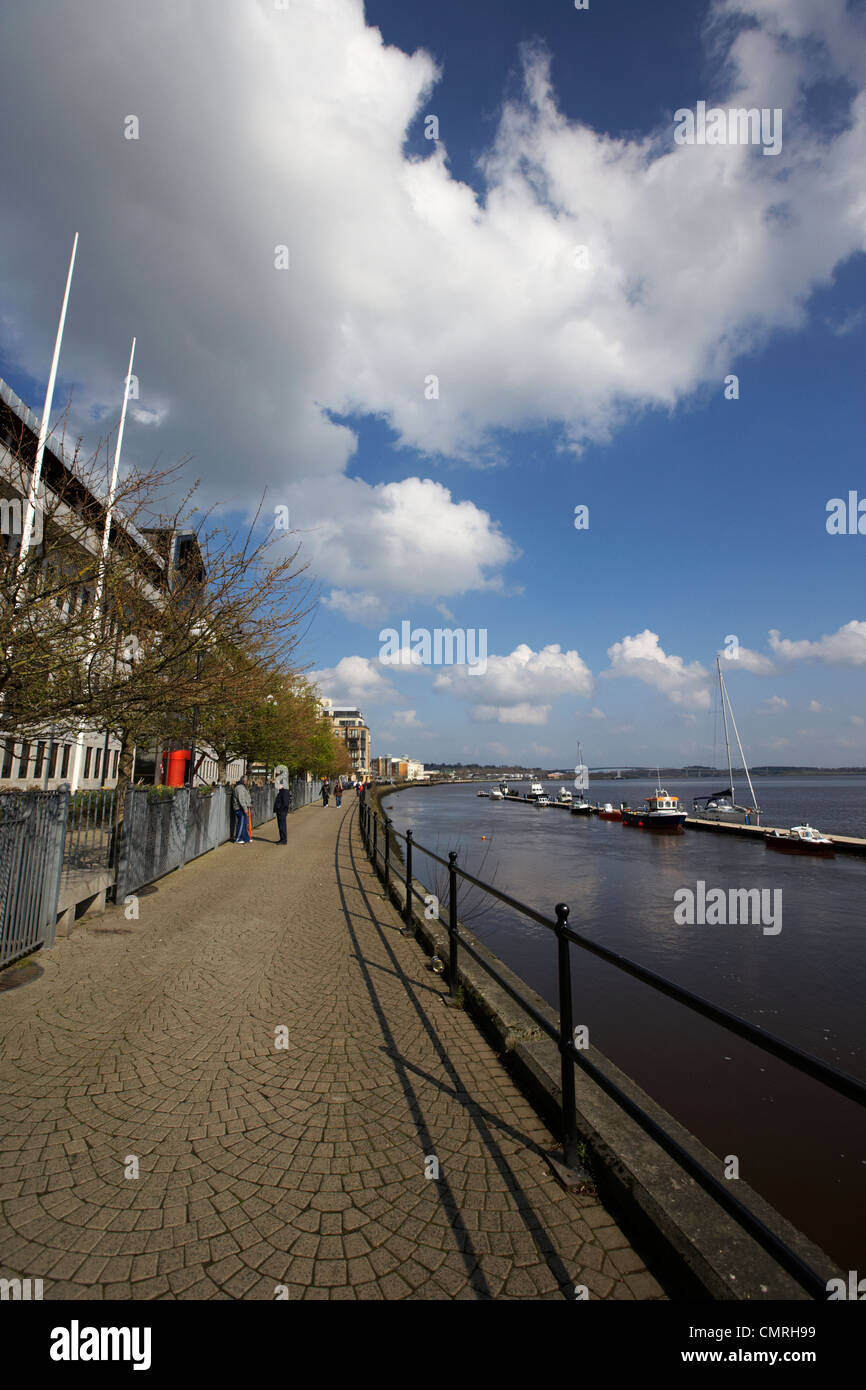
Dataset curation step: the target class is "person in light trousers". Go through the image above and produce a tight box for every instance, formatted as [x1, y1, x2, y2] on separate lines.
[232, 776, 252, 842]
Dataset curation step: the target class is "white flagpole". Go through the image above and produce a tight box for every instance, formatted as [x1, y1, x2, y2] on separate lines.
[69, 339, 136, 794]
[18, 232, 79, 567]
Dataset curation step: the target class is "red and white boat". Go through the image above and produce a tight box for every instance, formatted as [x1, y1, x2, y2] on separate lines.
[598, 802, 622, 821]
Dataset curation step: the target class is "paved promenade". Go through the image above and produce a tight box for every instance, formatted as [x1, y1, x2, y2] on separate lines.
[0, 797, 664, 1300]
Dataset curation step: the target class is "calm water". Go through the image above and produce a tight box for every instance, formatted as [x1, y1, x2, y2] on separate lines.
[382, 779, 866, 1270]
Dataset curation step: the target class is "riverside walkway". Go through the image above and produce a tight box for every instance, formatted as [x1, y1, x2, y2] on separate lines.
[0, 797, 664, 1300]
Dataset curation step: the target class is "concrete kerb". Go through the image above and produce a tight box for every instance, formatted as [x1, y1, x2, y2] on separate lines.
[364, 787, 836, 1301]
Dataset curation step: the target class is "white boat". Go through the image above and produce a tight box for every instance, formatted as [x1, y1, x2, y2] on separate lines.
[571, 741, 593, 812]
[693, 657, 761, 825]
[528, 780, 545, 801]
[535, 794, 552, 807]
[765, 824, 835, 856]
[557, 787, 573, 805]
[490, 788, 504, 800]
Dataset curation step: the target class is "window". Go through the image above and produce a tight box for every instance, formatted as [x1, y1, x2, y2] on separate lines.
[93, 748, 102, 780]
[17, 742, 30, 778]
[84, 747, 93, 778]
[49, 743, 60, 777]
[1, 743, 12, 779]
[33, 742, 44, 779]
[60, 745, 70, 777]
[112, 750, 119, 777]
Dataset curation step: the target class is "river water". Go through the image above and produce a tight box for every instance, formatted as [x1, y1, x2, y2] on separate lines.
[381, 778, 866, 1271]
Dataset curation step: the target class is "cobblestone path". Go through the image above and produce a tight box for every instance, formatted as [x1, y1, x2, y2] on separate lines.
[0, 797, 665, 1299]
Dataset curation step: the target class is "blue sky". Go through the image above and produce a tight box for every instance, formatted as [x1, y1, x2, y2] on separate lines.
[1, 0, 864, 767]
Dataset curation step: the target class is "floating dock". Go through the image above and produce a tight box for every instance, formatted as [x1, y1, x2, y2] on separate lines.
[496, 794, 866, 855]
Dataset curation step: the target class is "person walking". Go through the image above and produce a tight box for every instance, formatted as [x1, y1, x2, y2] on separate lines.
[334, 779, 343, 808]
[321, 780, 330, 807]
[232, 775, 252, 843]
[274, 780, 291, 844]
[358, 780, 366, 805]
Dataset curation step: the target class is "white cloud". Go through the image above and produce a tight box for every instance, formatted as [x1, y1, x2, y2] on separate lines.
[604, 631, 711, 709]
[764, 695, 788, 710]
[311, 655, 398, 703]
[768, 621, 866, 666]
[434, 642, 594, 701]
[1, 0, 863, 493]
[392, 709, 422, 728]
[292, 476, 517, 617]
[588, 707, 606, 719]
[852, 715, 865, 726]
[720, 647, 776, 676]
[808, 700, 822, 712]
[473, 703, 551, 725]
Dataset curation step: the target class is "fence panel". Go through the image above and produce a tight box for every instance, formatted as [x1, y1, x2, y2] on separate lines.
[184, 786, 231, 863]
[0, 789, 69, 969]
[115, 787, 191, 903]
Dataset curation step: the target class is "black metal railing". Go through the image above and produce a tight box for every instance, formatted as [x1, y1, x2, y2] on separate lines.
[358, 800, 865, 1299]
[0, 788, 69, 967]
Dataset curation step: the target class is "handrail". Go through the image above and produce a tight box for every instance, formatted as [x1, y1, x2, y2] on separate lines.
[358, 800, 863, 1299]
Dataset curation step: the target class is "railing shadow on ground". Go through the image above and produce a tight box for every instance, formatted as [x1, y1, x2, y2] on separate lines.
[335, 803, 577, 1299]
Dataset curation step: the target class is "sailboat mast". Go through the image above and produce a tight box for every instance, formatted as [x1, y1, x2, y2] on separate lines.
[724, 684, 759, 812]
[717, 657, 735, 795]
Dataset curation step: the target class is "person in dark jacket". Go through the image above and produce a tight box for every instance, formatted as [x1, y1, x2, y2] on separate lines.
[321, 780, 330, 807]
[274, 782, 291, 843]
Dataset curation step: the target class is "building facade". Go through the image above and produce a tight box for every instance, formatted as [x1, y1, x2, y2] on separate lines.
[318, 700, 371, 779]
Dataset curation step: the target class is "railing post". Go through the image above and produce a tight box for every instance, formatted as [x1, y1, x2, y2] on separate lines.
[372, 812, 378, 869]
[555, 902, 579, 1168]
[403, 829, 413, 925]
[384, 817, 391, 890]
[448, 850, 459, 994]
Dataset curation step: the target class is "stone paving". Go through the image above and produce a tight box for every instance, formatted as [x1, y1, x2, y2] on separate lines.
[0, 796, 666, 1300]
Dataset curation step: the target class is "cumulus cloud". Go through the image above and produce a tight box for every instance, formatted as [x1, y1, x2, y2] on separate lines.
[604, 631, 711, 708]
[392, 709, 422, 727]
[473, 703, 551, 725]
[311, 655, 398, 703]
[588, 707, 606, 719]
[808, 700, 822, 712]
[764, 695, 788, 709]
[768, 621, 866, 666]
[434, 642, 594, 702]
[719, 646, 776, 675]
[0, 0, 863, 495]
[293, 476, 517, 617]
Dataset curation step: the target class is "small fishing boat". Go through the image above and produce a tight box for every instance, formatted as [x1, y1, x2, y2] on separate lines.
[570, 797, 593, 815]
[557, 787, 573, 806]
[765, 825, 835, 856]
[621, 788, 687, 832]
[598, 803, 622, 821]
[535, 794, 552, 807]
[490, 788, 504, 800]
[476, 790, 490, 797]
[526, 780, 545, 802]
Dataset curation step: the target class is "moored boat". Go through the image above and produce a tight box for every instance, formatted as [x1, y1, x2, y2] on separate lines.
[621, 788, 687, 832]
[693, 657, 761, 825]
[598, 802, 622, 821]
[765, 825, 835, 856]
[490, 788, 504, 800]
[557, 787, 573, 806]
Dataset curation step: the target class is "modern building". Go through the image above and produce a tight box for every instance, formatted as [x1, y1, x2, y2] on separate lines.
[319, 700, 371, 779]
[0, 375, 243, 791]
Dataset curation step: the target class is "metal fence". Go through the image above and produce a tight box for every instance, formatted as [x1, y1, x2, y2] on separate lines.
[60, 789, 118, 883]
[0, 788, 69, 968]
[359, 799, 866, 1301]
[115, 778, 321, 902]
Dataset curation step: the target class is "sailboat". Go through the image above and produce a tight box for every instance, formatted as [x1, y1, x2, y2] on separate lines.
[692, 657, 761, 826]
[571, 741, 593, 815]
